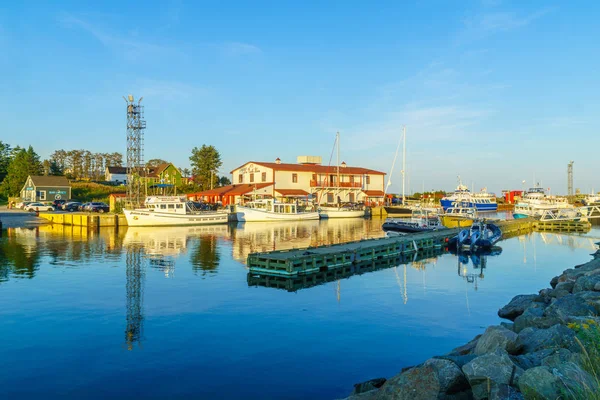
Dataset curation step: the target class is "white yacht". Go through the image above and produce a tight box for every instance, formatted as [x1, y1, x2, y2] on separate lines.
[124, 196, 229, 227]
[318, 205, 365, 219]
[236, 199, 320, 222]
[513, 187, 572, 219]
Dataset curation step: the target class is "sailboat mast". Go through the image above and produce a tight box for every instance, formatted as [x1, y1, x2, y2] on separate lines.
[402, 126, 406, 204]
[336, 131, 340, 191]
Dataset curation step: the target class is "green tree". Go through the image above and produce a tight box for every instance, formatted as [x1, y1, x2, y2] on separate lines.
[0, 141, 12, 183]
[190, 145, 222, 191]
[147, 159, 168, 168]
[1, 146, 43, 197]
[218, 176, 231, 187]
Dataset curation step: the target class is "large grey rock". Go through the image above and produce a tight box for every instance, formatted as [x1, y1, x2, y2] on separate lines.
[573, 275, 600, 293]
[553, 361, 599, 394]
[555, 281, 575, 293]
[540, 348, 573, 368]
[448, 334, 481, 356]
[352, 378, 386, 395]
[575, 291, 600, 314]
[434, 354, 477, 368]
[423, 358, 469, 394]
[513, 306, 559, 333]
[474, 325, 522, 355]
[518, 366, 561, 399]
[375, 365, 440, 400]
[511, 348, 556, 370]
[489, 383, 524, 400]
[516, 324, 576, 353]
[543, 294, 597, 322]
[461, 349, 523, 400]
[498, 294, 541, 320]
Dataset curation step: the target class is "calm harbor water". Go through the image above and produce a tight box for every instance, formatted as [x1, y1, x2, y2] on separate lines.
[1, 218, 599, 399]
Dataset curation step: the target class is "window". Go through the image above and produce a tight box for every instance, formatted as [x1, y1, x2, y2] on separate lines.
[349, 193, 355, 203]
[238, 174, 243, 183]
[39, 190, 46, 200]
[350, 175, 354, 184]
[327, 192, 334, 203]
[168, 204, 175, 209]
[366, 176, 371, 185]
[176, 204, 183, 209]
[250, 173, 254, 183]
[262, 172, 267, 182]
[292, 173, 298, 183]
[160, 204, 166, 209]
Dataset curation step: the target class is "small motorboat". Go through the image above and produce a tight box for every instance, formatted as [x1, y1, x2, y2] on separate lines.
[382, 209, 445, 235]
[448, 222, 502, 250]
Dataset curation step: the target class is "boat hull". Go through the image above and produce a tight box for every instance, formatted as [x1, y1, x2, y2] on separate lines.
[440, 215, 474, 228]
[383, 206, 412, 216]
[236, 206, 320, 222]
[319, 208, 365, 219]
[440, 199, 497, 212]
[382, 221, 437, 234]
[124, 209, 229, 227]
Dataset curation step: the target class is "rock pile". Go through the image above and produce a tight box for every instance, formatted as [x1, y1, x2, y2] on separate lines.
[341, 258, 600, 399]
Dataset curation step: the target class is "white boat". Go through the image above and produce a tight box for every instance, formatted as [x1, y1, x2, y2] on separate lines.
[319, 205, 365, 219]
[236, 199, 320, 222]
[124, 196, 229, 227]
[513, 187, 572, 218]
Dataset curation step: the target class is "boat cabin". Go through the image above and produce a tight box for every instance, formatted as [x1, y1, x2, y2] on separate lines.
[143, 196, 189, 214]
[244, 199, 300, 214]
[444, 207, 476, 217]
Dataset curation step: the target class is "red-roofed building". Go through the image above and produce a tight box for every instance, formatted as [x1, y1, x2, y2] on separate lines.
[221, 156, 386, 205]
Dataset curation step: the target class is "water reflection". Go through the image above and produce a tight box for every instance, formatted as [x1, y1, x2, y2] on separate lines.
[247, 248, 444, 292]
[125, 243, 145, 350]
[231, 218, 385, 263]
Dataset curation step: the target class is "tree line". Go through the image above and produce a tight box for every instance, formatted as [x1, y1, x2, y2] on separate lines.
[49, 150, 123, 180]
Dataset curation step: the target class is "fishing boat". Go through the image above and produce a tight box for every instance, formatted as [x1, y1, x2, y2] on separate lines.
[382, 209, 445, 235]
[236, 198, 320, 222]
[513, 186, 572, 219]
[440, 180, 497, 212]
[439, 205, 477, 228]
[124, 196, 229, 227]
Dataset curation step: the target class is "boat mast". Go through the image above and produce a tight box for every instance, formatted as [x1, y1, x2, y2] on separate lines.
[337, 131, 340, 199]
[385, 127, 403, 201]
[401, 126, 406, 205]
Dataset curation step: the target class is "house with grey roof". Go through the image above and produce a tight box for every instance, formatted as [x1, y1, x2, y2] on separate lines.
[20, 175, 72, 202]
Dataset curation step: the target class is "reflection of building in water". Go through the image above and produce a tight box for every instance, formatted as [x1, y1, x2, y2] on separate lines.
[232, 218, 386, 263]
[125, 244, 145, 350]
[248, 248, 444, 292]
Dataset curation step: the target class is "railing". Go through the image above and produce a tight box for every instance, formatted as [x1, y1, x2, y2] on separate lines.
[310, 180, 362, 188]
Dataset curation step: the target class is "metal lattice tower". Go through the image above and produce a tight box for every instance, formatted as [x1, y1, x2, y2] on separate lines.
[568, 161, 574, 196]
[124, 95, 146, 208]
[125, 244, 145, 350]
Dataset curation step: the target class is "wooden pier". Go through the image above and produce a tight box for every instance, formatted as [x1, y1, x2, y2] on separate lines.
[247, 219, 534, 277]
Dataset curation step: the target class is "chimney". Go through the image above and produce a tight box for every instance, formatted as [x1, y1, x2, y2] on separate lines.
[275, 157, 281, 164]
[341, 161, 347, 168]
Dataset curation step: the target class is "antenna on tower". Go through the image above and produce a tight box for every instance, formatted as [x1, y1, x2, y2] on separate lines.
[125, 94, 146, 209]
[567, 161, 574, 197]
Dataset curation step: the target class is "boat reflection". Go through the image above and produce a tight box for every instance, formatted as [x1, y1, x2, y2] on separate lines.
[451, 246, 503, 289]
[247, 247, 444, 292]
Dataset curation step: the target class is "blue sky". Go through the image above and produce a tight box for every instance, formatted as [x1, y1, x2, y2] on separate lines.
[1, 0, 598, 195]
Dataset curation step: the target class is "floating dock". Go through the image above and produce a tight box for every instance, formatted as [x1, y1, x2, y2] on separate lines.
[247, 219, 534, 277]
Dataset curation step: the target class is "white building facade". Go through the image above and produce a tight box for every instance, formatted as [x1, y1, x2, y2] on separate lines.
[231, 157, 386, 205]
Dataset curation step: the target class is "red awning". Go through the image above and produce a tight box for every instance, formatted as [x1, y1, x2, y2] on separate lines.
[362, 190, 385, 197]
[275, 189, 309, 196]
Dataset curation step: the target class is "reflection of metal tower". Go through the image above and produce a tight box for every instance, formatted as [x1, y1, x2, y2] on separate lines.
[125, 244, 145, 350]
[567, 161, 574, 196]
[124, 95, 146, 208]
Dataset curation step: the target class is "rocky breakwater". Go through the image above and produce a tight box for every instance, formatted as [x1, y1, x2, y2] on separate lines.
[341, 253, 600, 399]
